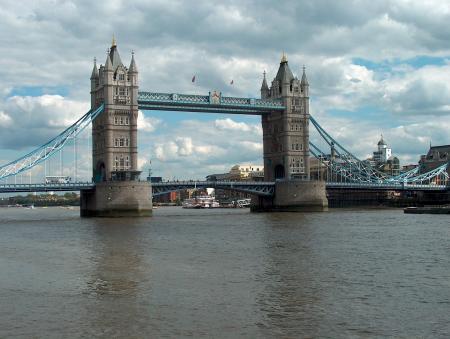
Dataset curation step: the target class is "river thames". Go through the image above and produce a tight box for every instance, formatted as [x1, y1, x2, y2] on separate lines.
[0, 207, 449, 338]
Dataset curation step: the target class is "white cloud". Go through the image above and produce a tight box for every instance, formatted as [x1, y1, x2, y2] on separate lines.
[137, 110, 161, 132]
[0, 95, 89, 149]
[0, 111, 12, 127]
[214, 118, 262, 135]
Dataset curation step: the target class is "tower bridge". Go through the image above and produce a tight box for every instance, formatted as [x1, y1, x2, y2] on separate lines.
[0, 39, 449, 216]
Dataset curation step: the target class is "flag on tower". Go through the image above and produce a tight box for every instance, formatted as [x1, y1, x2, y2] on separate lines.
[192, 75, 196, 83]
[230, 79, 234, 85]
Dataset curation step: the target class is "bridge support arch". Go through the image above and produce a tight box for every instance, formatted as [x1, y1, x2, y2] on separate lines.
[81, 39, 152, 217]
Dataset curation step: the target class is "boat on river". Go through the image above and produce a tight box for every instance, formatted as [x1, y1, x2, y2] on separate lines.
[182, 196, 220, 209]
[404, 205, 450, 214]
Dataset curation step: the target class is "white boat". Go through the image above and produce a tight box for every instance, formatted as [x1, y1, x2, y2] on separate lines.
[182, 196, 220, 209]
[235, 198, 251, 208]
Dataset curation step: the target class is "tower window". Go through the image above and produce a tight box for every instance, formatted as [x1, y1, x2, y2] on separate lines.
[125, 117, 130, 125]
[119, 73, 125, 81]
[119, 87, 126, 96]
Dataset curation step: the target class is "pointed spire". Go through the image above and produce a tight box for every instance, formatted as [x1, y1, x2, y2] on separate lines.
[105, 50, 113, 71]
[112, 34, 116, 47]
[261, 70, 269, 90]
[301, 65, 309, 86]
[108, 40, 123, 70]
[129, 50, 138, 73]
[275, 54, 294, 84]
[90, 57, 99, 79]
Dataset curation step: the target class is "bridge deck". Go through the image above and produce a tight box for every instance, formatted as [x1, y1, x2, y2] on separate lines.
[138, 91, 285, 115]
[0, 181, 447, 194]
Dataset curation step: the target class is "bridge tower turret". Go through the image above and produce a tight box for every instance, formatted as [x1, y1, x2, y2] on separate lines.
[261, 53, 310, 181]
[260, 70, 270, 99]
[82, 38, 152, 217]
[90, 58, 99, 107]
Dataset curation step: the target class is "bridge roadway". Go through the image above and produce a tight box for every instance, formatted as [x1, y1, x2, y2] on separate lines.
[0, 181, 447, 195]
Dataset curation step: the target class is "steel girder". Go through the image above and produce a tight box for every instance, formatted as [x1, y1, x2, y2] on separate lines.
[0, 182, 94, 193]
[326, 181, 448, 191]
[309, 116, 387, 182]
[0, 104, 104, 181]
[151, 181, 275, 197]
[309, 116, 449, 186]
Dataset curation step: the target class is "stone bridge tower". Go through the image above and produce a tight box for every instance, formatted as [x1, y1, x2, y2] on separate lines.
[90, 38, 139, 182]
[261, 54, 310, 181]
[81, 38, 152, 217]
[253, 54, 327, 212]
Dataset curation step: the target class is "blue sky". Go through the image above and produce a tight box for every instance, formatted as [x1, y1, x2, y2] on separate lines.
[1, 0, 450, 181]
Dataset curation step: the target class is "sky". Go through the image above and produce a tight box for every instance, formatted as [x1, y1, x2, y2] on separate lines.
[1, 0, 450, 181]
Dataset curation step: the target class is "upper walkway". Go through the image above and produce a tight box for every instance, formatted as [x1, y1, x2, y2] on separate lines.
[137, 91, 285, 115]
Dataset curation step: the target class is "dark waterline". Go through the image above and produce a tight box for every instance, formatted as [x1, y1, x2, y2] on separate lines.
[0, 207, 449, 338]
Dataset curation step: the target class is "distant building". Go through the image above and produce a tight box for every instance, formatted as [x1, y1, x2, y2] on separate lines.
[419, 145, 450, 173]
[373, 136, 392, 164]
[228, 164, 264, 181]
[206, 173, 230, 181]
[402, 164, 418, 172]
[368, 136, 400, 175]
[205, 164, 264, 202]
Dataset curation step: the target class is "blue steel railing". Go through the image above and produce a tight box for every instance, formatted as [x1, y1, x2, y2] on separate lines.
[138, 91, 285, 114]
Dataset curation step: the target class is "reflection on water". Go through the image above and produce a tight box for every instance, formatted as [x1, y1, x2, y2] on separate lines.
[0, 207, 449, 338]
[86, 220, 143, 296]
[82, 219, 152, 338]
[256, 213, 322, 338]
